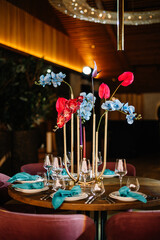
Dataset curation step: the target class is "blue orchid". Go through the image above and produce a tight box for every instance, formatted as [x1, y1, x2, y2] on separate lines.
[121, 103, 135, 114]
[77, 92, 96, 121]
[39, 71, 66, 88]
[126, 113, 136, 124]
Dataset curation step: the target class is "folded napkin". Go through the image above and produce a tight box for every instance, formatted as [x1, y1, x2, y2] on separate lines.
[61, 169, 68, 175]
[12, 181, 44, 189]
[119, 186, 147, 203]
[7, 172, 41, 183]
[103, 169, 115, 175]
[52, 185, 81, 209]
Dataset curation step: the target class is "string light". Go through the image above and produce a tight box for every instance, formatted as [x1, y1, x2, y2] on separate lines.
[48, 0, 160, 25]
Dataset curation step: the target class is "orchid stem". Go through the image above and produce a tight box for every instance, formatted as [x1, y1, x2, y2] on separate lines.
[110, 82, 122, 100]
[63, 80, 74, 97]
[97, 111, 108, 132]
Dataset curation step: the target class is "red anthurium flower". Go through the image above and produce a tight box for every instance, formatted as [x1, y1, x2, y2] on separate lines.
[118, 72, 134, 86]
[99, 83, 110, 99]
[92, 61, 98, 78]
[56, 98, 67, 114]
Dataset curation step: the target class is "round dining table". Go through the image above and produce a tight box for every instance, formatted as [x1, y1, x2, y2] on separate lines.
[8, 176, 160, 240]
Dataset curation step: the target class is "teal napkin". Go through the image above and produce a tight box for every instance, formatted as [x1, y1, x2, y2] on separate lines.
[119, 186, 147, 203]
[103, 169, 115, 175]
[7, 172, 41, 183]
[61, 169, 68, 175]
[12, 182, 44, 189]
[52, 185, 81, 209]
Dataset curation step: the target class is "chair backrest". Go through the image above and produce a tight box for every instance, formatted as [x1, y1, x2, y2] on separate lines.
[105, 211, 160, 240]
[98, 162, 136, 176]
[20, 163, 46, 175]
[0, 173, 11, 205]
[0, 210, 95, 240]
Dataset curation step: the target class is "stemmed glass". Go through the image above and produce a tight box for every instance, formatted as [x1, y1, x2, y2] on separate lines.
[63, 152, 71, 168]
[127, 177, 140, 192]
[97, 151, 103, 166]
[115, 159, 127, 187]
[91, 180, 105, 197]
[43, 153, 53, 186]
[52, 156, 63, 178]
[80, 159, 91, 186]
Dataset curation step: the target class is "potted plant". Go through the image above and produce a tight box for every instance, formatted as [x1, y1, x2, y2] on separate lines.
[0, 50, 57, 174]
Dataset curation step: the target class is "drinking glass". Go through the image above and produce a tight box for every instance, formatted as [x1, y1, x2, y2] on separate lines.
[97, 151, 102, 166]
[127, 177, 140, 192]
[80, 159, 91, 185]
[43, 153, 53, 186]
[91, 180, 105, 197]
[52, 156, 63, 177]
[63, 152, 71, 168]
[115, 159, 127, 187]
[51, 177, 66, 191]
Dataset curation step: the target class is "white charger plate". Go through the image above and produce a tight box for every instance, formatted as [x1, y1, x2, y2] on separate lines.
[16, 178, 44, 184]
[51, 192, 88, 201]
[109, 191, 147, 202]
[14, 186, 49, 194]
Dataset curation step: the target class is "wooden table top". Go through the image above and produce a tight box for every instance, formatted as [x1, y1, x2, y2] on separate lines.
[8, 177, 160, 211]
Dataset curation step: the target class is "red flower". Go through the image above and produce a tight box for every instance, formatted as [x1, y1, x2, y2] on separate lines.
[56, 96, 83, 128]
[99, 83, 110, 99]
[57, 114, 66, 128]
[63, 108, 72, 121]
[118, 72, 134, 86]
[56, 98, 67, 114]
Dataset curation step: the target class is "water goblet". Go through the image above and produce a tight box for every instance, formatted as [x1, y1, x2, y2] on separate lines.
[51, 177, 66, 191]
[126, 177, 140, 192]
[43, 153, 53, 186]
[80, 159, 91, 184]
[63, 152, 71, 168]
[97, 151, 103, 166]
[115, 159, 127, 187]
[52, 156, 63, 178]
[91, 180, 105, 197]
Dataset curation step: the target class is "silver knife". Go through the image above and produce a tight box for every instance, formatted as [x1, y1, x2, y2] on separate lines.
[85, 195, 94, 204]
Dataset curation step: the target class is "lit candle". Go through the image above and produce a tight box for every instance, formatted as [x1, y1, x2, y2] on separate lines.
[80, 117, 83, 146]
[83, 126, 86, 158]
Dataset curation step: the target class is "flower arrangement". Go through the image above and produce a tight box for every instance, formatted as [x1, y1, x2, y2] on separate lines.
[37, 61, 142, 182]
[37, 62, 141, 131]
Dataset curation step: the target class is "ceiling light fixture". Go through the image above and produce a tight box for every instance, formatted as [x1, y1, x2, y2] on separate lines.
[48, 0, 160, 25]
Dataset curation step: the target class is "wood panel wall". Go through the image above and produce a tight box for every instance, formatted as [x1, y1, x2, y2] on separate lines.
[0, 0, 86, 72]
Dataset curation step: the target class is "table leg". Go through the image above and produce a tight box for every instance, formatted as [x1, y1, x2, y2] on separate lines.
[94, 211, 107, 240]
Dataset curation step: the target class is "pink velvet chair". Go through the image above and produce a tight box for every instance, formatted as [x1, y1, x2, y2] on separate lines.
[0, 173, 11, 205]
[20, 163, 46, 175]
[0, 210, 95, 240]
[105, 211, 160, 240]
[98, 162, 136, 176]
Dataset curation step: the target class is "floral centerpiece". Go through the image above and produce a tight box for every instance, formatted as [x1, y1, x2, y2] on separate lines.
[37, 62, 141, 183]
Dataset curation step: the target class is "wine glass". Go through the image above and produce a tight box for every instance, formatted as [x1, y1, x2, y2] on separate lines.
[115, 159, 127, 187]
[127, 177, 140, 192]
[97, 151, 102, 166]
[63, 152, 71, 168]
[80, 159, 91, 186]
[91, 180, 105, 197]
[52, 156, 63, 178]
[43, 153, 53, 186]
[51, 177, 66, 191]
